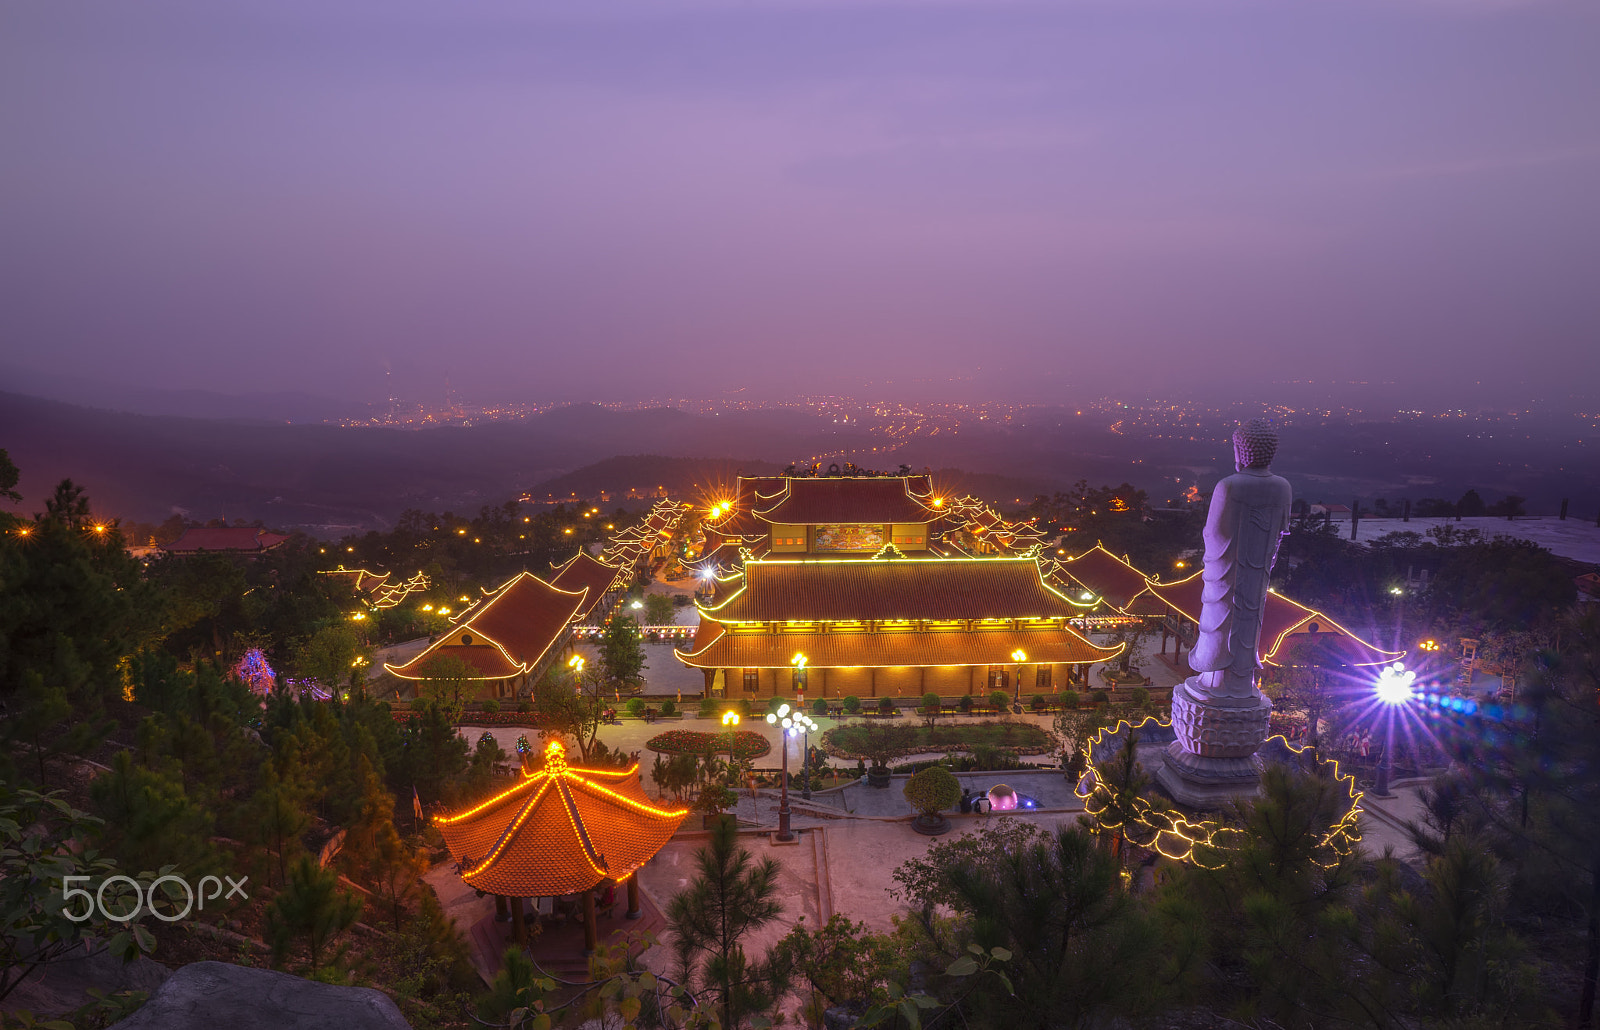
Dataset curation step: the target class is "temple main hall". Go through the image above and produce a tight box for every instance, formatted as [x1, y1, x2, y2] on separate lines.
[676, 474, 1122, 698]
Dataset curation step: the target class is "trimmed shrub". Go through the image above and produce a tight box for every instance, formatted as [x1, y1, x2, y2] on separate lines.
[660, 699, 677, 717]
[842, 695, 861, 714]
[516, 699, 532, 714]
[698, 696, 718, 718]
[481, 699, 501, 715]
[989, 690, 1009, 711]
[921, 692, 940, 711]
[766, 696, 787, 716]
[1059, 690, 1080, 709]
[958, 694, 973, 712]
[1030, 693, 1047, 709]
[626, 697, 646, 717]
[878, 697, 895, 715]
[1129, 686, 1150, 707]
[812, 698, 828, 717]
[902, 765, 961, 817]
[1091, 690, 1110, 705]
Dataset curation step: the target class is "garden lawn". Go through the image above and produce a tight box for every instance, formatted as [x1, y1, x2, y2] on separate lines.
[823, 720, 1053, 759]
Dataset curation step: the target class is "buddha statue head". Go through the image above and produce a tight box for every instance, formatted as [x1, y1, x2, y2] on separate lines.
[1232, 418, 1278, 471]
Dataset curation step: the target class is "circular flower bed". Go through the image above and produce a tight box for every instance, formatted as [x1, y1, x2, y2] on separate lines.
[646, 729, 771, 761]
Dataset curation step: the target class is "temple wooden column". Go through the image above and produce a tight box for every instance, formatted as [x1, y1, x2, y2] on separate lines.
[510, 896, 527, 945]
[869, 668, 877, 697]
[821, 667, 829, 697]
[582, 891, 598, 954]
[626, 877, 642, 919]
[494, 894, 510, 923]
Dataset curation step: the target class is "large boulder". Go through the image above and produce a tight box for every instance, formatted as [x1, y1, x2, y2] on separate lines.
[108, 961, 411, 1030]
[3, 943, 169, 1017]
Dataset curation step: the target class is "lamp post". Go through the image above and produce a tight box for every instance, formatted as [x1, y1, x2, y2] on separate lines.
[765, 703, 810, 842]
[794, 711, 818, 800]
[1011, 649, 1027, 713]
[1373, 662, 1416, 797]
[789, 653, 814, 799]
[721, 710, 740, 770]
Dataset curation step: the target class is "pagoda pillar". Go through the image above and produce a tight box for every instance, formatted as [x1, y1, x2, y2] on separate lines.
[626, 877, 642, 920]
[869, 667, 877, 697]
[582, 891, 598, 955]
[510, 896, 527, 946]
[821, 667, 829, 697]
[494, 894, 510, 923]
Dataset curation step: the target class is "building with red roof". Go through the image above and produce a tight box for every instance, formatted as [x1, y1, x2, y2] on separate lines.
[385, 572, 589, 698]
[162, 526, 289, 555]
[677, 554, 1120, 699]
[434, 740, 686, 951]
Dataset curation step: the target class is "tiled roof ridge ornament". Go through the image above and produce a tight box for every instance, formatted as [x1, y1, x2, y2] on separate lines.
[1157, 415, 1292, 808]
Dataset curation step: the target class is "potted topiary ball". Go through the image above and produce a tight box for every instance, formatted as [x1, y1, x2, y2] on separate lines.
[842, 695, 861, 715]
[903, 765, 961, 835]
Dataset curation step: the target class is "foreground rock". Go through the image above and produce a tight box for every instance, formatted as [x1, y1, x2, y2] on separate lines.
[3, 944, 169, 1017]
[108, 961, 411, 1030]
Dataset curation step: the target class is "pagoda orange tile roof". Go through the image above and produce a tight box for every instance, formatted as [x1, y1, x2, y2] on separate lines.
[550, 552, 624, 619]
[752, 477, 938, 526]
[435, 742, 688, 896]
[676, 624, 1119, 669]
[1057, 545, 1156, 611]
[163, 526, 289, 553]
[385, 572, 588, 681]
[698, 556, 1096, 623]
[1134, 574, 1404, 667]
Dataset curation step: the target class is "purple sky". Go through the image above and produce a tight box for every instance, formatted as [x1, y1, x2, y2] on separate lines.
[3, 0, 1597, 406]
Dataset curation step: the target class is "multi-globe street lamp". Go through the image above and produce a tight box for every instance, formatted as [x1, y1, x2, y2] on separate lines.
[765, 702, 817, 842]
[1373, 661, 1416, 797]
[1011, 649, 1027, 712]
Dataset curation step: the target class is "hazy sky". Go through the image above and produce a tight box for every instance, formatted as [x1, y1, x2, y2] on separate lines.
[3, 0, 1597, 406]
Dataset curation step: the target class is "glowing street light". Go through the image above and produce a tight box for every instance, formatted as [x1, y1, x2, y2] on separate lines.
[1011, 649, 1027, 710]
[765, 702, 817, 841]
[1373, 662, 1416, 796]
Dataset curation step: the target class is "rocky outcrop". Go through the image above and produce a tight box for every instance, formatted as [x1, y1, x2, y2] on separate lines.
[3, 943, 169, 1018]
[108, 961, 411, 1030]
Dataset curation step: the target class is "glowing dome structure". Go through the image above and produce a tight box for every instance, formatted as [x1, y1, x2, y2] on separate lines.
[986, 784, 1018, 811]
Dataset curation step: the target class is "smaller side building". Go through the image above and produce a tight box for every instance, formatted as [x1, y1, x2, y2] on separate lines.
[384, 572, 589, 699]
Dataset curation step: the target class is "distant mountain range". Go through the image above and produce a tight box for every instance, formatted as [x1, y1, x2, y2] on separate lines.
[2, 390, 1592, 534]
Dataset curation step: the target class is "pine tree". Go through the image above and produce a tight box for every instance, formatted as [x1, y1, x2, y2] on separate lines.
[666, 817, 787, 1030]
[265, 855, 363, 973]
[245, 761, 311, 888]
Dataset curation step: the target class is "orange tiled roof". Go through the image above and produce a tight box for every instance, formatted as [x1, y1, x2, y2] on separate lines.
[551, 552, 623, 619]
[163, 527, 289, 553]
[1136, 574, 1403, 667]
[385, 572, 587, 680]
[752, 477, 938, 526]
[698, 556, 1094, 623]
[435, 742, 687, 896]
[676, 624, 1118, 669]
[1058, 546, 1155, 611]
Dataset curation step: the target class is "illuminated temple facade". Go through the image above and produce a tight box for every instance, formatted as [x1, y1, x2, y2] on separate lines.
[677, 475, 1121, 697]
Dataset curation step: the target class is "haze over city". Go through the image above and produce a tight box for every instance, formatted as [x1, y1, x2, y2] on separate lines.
[4, 0, 1598, 408]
